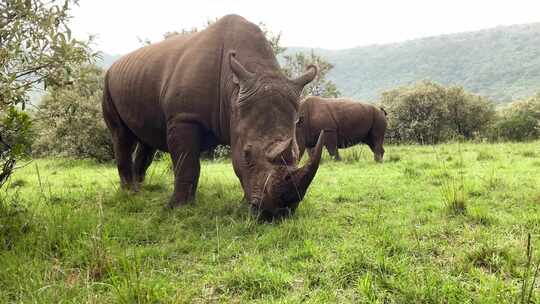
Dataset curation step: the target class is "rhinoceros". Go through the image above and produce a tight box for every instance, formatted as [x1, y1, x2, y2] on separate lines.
[296, 96, 387, 162]
[102, 15, 326, 219]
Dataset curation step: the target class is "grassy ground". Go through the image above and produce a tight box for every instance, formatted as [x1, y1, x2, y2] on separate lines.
[1, 141, 540, 303]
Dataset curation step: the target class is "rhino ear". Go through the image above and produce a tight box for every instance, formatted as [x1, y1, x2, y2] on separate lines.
[229, 51, 254, 85]
[291, 65, 318, 90]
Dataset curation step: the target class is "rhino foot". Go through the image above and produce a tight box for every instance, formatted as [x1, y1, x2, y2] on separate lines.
[166, 182, 195, 209]
[121, 182, 140, 193]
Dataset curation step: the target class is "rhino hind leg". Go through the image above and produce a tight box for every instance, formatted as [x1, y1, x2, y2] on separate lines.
[102, 98, 138, 191]
[367, 135, 384, 163]
[166, 121, 202, 209]
[324, 130, 341, 161]
[133, 142, 156, 185]
[111, 124, 138, 191]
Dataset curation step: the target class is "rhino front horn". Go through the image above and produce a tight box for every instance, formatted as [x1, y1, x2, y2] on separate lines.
[291, 130, 325, 201]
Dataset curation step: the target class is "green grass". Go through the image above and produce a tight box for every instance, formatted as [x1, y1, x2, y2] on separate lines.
[1, 141, 540, 303]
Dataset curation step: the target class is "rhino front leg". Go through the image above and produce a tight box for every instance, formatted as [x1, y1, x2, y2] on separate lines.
[166, 121, 202, 208]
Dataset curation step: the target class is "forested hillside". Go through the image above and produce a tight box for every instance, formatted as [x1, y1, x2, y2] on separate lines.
[284, 23, 540, 103]
[98, 23, 540, 103]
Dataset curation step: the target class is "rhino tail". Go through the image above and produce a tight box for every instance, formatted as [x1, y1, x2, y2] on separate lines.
[101, 71, 124, 130]
[379, 107, 387, 116]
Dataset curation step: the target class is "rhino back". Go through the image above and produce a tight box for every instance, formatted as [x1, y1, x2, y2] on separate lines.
[304, 97, 376, 146]
[331, 99, 375, 139]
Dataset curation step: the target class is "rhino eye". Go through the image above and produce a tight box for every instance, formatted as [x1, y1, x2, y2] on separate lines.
[296, 116, 304, 125]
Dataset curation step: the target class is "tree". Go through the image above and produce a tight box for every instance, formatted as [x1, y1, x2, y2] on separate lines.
[33, 65, 113, 161]
[0, 0, 94, 187]
[0, 108, 32, 187]
[381, 81, 497, 144]
[160, 20, 286, 57]
[381, 81, 450, 144]
[445, 86, 495, 139]
[258, 22, 286, 57]
[282, 50, 340, 98]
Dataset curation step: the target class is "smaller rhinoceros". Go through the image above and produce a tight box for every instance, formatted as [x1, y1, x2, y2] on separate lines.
[296, 96, 387, 162]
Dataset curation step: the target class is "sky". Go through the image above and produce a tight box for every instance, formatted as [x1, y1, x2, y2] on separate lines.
[71, 0, 540, 55]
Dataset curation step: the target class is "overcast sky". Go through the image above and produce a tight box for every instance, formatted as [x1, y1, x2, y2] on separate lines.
[71, 0, 540, 55]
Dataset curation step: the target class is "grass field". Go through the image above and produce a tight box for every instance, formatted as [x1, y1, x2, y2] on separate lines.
[1, 141, 540, 303]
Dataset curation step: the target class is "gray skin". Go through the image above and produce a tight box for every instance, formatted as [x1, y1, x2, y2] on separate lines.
[102, 15, 326, 220]
[296, 96, 387, 162]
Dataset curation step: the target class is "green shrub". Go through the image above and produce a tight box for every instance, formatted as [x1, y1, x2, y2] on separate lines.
[381, 81, 450, 144]
[493, 94, 540, 141]
[32, 65, 113, 162]
[381, 81, 495, 144]
[445, 86, 495, 139]
[0, 107, 34, 187]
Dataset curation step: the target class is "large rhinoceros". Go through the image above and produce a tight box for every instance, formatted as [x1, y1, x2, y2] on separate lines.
[102, 15, 326, 219]
[296, 96, 387, 162]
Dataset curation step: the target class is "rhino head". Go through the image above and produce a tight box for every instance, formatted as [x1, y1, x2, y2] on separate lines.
[229, 52, 325, 221]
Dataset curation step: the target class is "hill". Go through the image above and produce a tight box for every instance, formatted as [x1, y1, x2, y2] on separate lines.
[98, 23, 540, 103]
[285, 23, 540, 103]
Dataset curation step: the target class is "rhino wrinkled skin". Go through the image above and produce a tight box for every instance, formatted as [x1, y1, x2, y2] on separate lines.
[296, 97, 387, 162]
[102, 15, 326, 220]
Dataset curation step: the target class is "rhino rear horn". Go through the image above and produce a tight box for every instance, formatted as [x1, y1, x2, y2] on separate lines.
[229, 51, 254, 84]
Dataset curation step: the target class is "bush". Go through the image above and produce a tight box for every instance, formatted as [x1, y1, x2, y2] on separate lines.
[492, 93, 540, 141]
[32, 65, 114, 162]
[381, 81, 495, 144]
[445, 86, 495, 139]
[0, 107, 34, 187]
[381, 81, 451, 144]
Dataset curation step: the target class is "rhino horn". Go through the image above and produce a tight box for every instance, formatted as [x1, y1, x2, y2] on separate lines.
[288, 130, 325, 201]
